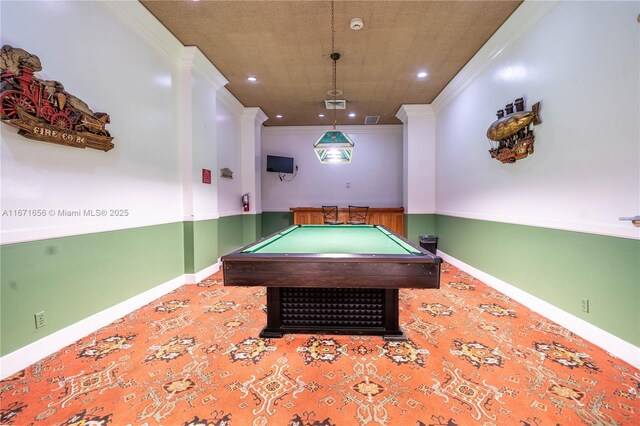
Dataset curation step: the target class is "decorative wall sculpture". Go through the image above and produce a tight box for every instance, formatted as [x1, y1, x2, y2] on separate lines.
[487, 97, 541, 163]
[0, 45, 113, 151]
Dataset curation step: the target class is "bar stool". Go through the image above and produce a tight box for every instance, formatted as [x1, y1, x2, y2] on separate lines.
[322, 205, 343, 224]
[347, 205, 368, 225]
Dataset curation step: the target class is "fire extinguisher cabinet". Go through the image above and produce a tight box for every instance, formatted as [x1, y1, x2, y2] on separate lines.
[242, 194, 250, 212]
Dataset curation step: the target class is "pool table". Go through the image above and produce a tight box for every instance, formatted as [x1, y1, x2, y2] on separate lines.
[222, 224, 441, 340]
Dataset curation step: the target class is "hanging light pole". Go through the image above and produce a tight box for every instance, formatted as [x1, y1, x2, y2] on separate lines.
[314, 0, 354, 164]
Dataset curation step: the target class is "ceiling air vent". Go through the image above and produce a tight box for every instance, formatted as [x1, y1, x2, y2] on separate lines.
[364, 115, 380, 125]
[324, 99, 347, 109]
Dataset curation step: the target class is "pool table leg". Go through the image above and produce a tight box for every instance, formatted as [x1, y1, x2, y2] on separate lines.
[259, 287, 284, 338]
[382, 289, 407, 341]
[259, 287, 406, 340]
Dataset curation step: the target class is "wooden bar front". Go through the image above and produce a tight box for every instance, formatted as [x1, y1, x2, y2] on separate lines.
[290, 207, 404, 236]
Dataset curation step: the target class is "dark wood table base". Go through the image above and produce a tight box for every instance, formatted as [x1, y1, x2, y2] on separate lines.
[259, 287, 407, 341]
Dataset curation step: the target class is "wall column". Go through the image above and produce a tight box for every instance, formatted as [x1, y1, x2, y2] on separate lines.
[240, 107, 268, 243]
[177, 46, 228, 275]
[396, 104, 436, 242]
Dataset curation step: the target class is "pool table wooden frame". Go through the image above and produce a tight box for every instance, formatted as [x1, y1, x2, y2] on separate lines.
[222, 225, 441, 340]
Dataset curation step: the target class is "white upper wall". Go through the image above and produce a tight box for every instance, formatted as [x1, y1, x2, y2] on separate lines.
[261, 125, 403, 211]
[240, 108, 268, 214]
[216, 90, 244, 217]
[1, 1, 181, 244]
[1, 1, 247, 244]
[435, 0, 639, 239]
[190, 72, 220, 220]
[397, 105, 436, 214]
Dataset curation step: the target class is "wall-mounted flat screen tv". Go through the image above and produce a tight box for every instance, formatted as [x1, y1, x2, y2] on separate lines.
[266, 155, 294, 174]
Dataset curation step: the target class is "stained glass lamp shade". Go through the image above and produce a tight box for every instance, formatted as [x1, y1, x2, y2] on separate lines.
[313, 130, 354, 163]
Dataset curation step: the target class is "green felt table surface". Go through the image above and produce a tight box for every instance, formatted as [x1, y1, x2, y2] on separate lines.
[243, 225, 421, 255]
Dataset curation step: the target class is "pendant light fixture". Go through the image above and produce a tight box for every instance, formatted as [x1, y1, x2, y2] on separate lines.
[313, 0, 354, 164]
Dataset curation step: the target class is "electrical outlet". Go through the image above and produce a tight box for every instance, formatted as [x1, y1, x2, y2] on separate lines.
[34, 311, 46, 329]
[580, 298, 589, 313]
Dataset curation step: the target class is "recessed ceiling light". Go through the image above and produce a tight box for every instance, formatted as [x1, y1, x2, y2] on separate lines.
[417, 71, 428, 78]
[275, 115, 283, 118]
[318, 114, 325, 118]
[348, 113, 356, 117]
[247, 76, 257, 82]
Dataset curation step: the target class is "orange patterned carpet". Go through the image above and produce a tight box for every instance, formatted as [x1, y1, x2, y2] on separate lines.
[1, 262, 638, 425]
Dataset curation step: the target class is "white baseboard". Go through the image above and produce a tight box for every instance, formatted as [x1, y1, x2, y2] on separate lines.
[438, 251, 640, 369]
[0, 261, 220, 379]
[186, 260, 221, 284]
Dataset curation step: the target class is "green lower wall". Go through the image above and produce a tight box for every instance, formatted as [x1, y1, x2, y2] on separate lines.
[242, 213, 262, 245]
[0, 222, 185, 356]
[0, 213, 263, 357]
[218, 215, 245, 257]
[434, 215, 640, 346]
[193, 219, 219, 272]
[186, 214, 260, 272]
[3, 212, 637, 357]
[404, 214, 436, 244]
[261, 211, 294, 237]
[183, 221, 195, 273]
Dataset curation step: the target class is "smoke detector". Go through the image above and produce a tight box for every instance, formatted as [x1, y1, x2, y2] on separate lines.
[350, 18, 364, 30]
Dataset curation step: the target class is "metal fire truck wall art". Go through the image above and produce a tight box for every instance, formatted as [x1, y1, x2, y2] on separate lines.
[0, 45, 113, 151]
[486, 97, 541, 164]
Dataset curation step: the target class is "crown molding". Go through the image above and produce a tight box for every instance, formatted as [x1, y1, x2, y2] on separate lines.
[395, 104, 435, 124]
[242, 107, 269, 125]
[431, 0, 560, 113]
[217, 88, 245, 116]
[180, 47, 228, 90]
[100, 2, 229, 92]
[98, 0, 183, 64]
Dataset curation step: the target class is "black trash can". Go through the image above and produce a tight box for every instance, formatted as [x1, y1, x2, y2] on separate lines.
[419, 235, 438, 255]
